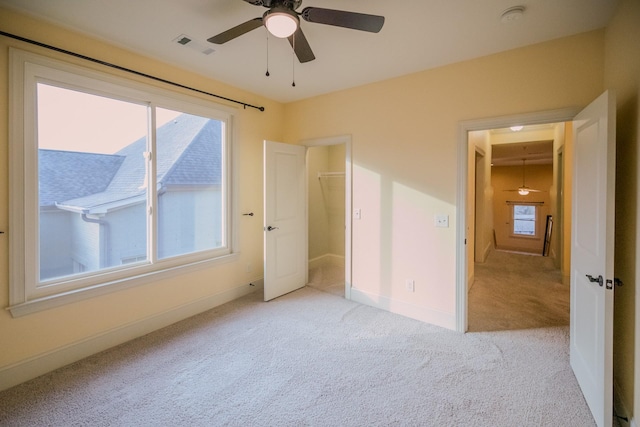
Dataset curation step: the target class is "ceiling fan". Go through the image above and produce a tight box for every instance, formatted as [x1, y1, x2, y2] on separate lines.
[207, 0, 385, 63]
[505, 159, 544, 196]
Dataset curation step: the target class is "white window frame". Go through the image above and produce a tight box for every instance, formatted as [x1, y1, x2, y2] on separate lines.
[9, 48, 238, 316]
[510, 202, 539, 238]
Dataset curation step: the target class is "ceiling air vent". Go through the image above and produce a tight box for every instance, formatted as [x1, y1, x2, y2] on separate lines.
[173, 34, 215, 55]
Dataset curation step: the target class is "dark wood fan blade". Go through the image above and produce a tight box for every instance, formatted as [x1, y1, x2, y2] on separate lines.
[301, 7, 385, 33]
[287, 27, 315, 63]
[208, 17, 263, 44]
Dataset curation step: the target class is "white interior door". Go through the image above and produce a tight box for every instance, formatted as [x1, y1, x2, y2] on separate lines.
[264, 140, 307, 301]
[570, 90, 616, 427]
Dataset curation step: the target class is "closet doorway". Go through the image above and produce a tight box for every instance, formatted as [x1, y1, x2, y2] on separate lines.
[303, 135, 352, 299]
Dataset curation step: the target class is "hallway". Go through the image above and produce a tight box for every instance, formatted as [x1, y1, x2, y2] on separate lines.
[468, 250, 569, 332]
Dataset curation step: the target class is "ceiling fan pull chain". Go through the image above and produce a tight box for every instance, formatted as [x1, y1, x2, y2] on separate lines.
[292, 33, 296, 87]
[265, 29, 270, 77]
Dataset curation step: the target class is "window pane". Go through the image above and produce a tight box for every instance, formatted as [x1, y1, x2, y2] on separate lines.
[513, 204, 536, 236]
[37, 84, 149, 281]
[156, 109, 224, 259]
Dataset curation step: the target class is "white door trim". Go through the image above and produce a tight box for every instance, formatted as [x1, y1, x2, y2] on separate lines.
[301, 135, 353, 300]
[455, 108, 580, 332]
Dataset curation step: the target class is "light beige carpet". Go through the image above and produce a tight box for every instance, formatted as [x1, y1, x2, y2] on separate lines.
[0, 279, 596, 426]
[468, 250, 569, 332]
[308, 261, 345, 297]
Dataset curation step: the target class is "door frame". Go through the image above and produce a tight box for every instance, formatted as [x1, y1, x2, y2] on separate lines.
[455, 107, 579, 332]
[474, 147, 486, 263]
[301, 135, 353, 300]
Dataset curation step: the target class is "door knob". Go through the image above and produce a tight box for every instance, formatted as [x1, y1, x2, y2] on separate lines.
[266, 226, 279, 231]
[586, 274, 604, 286]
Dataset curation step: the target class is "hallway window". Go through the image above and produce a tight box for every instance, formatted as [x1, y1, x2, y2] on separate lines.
[512, 204, 537, 236]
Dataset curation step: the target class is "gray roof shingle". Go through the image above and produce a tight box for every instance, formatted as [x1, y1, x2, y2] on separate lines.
[163, 118, 222, 186]
[39, 150, 124, 207]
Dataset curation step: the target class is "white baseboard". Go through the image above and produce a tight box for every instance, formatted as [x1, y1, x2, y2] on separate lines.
[614, 379, 635, 427]
[350, 287, 456, 331]
[481, 241, 492, 263]
[0, 279, 263, 392]
[309, 253, 345, 270]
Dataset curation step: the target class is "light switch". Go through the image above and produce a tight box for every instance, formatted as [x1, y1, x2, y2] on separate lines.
[354, 209, 362, 220]
[435, 214, 449, 228]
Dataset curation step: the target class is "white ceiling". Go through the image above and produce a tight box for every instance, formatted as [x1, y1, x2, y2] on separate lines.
[0, 0, 618, 103]
[491, 139, 554, 166]
[490, 123, 558, 166]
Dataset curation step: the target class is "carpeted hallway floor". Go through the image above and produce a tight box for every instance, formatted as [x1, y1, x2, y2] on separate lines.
[468, 250, 569, 332]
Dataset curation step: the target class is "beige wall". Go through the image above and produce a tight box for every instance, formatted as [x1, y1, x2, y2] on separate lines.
[0, 8, 284, 385]
[604, 0, 640, 420]
[491, 164, 553, 254]
[284, 30, 605, 329]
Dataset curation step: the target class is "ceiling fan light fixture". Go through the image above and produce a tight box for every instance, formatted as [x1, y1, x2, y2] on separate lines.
[518, 188, 530, 196]
[264, 8, 299, 38]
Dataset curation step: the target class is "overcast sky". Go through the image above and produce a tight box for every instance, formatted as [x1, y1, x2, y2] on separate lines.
[37, 83, 181, 154]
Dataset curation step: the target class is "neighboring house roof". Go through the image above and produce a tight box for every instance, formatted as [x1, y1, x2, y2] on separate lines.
[41, 114, 222, 213]
[39, 150, 124, 207]
[162, 119, 222, 186]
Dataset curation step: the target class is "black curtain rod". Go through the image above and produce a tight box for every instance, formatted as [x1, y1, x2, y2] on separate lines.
[0, 30, 265, 112]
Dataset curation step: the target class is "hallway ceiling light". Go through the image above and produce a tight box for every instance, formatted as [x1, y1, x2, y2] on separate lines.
[510, 125, 524, 131]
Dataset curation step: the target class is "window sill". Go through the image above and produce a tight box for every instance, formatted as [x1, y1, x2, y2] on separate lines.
[7, 253, 239, 317]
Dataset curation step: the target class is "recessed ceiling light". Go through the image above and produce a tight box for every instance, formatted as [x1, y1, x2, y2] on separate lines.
[501, 6, 525, 24]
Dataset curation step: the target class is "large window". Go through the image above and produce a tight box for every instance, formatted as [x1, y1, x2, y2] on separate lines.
[9, 49, 235, 315]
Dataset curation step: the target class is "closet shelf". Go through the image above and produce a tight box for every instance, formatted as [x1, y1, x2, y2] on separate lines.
[317, 172, 345, 179]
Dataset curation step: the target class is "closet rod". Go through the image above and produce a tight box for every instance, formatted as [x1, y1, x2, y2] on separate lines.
[0, 30, 266, 112]
[317, 172, 345, 179]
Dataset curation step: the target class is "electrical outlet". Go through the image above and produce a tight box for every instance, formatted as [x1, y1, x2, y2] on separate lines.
[405, 279, 415, 292]
[246, 263, 253, 273]
[435, 214, 449, 228]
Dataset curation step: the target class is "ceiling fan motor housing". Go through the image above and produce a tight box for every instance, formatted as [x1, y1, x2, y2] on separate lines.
[253, 0, 303, 10]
